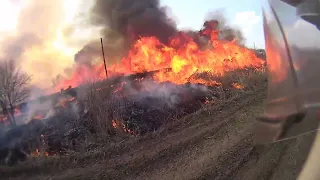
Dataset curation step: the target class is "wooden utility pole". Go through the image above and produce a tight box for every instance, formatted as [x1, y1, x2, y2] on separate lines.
[100, 38, 108, 79]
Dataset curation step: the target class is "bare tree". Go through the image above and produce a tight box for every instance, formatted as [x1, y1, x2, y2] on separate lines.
[0, 60, 31, 125]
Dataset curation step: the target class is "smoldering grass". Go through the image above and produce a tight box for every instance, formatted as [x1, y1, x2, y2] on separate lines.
[0, 68, 267, 178]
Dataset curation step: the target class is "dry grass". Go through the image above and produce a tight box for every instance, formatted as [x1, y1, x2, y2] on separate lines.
[73, 81, 129, 150]
[61, 68, 266, 153]
[0, 68, 267, 178]
[75, 67, 267, 143]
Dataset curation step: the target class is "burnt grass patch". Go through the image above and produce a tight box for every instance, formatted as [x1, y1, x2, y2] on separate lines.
[0, 68, 266, 168]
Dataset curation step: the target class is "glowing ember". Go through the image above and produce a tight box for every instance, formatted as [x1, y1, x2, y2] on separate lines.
[112, 119, 136, 136]
[113, 82, 127, 93]
[31, 149, 41, 156]
[55, 21, 264, 91]
[14, 108, 22, 117]
[0, 115, 7, 122]
[31, 149, 50, 157]
[112, 120, 117, 128]
[33, 114, 44, 120]
[59, 97, 76, 107]
[232, 83, 245, 89]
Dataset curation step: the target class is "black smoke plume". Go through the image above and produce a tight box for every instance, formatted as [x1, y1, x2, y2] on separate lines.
[74, 0, 177, 65]
[73, 2, 245, 68]
[204, 9, 246, 45]
[90, 0, 177, 45]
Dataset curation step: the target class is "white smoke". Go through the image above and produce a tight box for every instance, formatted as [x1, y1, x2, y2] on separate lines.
[114, 77, 209, 108]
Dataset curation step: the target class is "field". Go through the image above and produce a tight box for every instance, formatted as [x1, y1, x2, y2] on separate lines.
[0, 68, 315, 180]
[0, 19, 309, 178]
[1, 0, 315, 178]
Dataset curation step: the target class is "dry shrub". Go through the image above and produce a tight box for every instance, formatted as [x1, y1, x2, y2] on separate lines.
[75, 81, 127, 146]
[191, 67, 266, 101]
[221, 68, 266, 89]
[73, 68, 266, 146]
[0, 67, 267, 172]
[84, 85, 113, 135]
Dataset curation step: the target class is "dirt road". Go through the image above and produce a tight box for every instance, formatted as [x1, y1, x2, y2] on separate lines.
[3, 88, 317, 180]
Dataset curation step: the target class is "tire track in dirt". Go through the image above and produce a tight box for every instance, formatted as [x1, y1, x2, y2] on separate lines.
[192, 134, 255, 180]
[127, 93, 265, 180]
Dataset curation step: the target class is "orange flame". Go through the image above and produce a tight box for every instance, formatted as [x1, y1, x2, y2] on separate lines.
[112, 120, 117, 128]
[55, 22, 264, 91]
[31, 149, 50, 157]
[232, 83, 245, 90]
[14, 108, 22, 117]
[112, 120, 136, 136]
[113, 82, 127, 93]
[33, 114, 44, 120]
[0, 108, 22, 124]
[59, 97, 76, 107]
[31, 149, 41, 156]
[0, 115, 8, 122]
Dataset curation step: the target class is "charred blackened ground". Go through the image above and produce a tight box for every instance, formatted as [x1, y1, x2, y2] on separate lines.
[0, 75, 274, 180]
[0, 66, 265, 167]
[83, 78, 213, 135]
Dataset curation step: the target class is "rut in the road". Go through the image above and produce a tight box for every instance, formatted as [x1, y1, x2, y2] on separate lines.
[129, 90, 265, 180]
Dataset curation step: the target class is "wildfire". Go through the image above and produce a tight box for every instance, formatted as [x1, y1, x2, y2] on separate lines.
[55, 20, 264, 91]
[112, 120, 136, 136]
[0, 115, 8, 124]
[31, 149, 41, 156]
[14, 108, 22, 117]
[60, 97, 76, 107]
[232, 83, 245, 90]
[0, 108, 22, 124]
[30, 134, 52, 157]
[31, 149, 49, 157]
[112, 120, 117, 128]
[113, 35, 263, 85]
[33, 114, 44, 120]
[113, 82, 127, 93]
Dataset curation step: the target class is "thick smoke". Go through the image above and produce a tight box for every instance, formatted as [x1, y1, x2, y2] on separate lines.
[74, 0, 177, 65]
[74, 2, 246, 69]
[1, 34, 42, 60]
[91, 0, 177, 45]
[134, 79, 209, 108]
[204, 9, 246, 45]
[0, 0, 76, 88]
[0, 0, 63, 58]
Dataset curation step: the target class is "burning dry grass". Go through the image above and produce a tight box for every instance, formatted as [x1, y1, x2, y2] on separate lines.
[0, 70, 267, 179]
[0, 67, 266, 179]
[74, 67, 266, 146]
